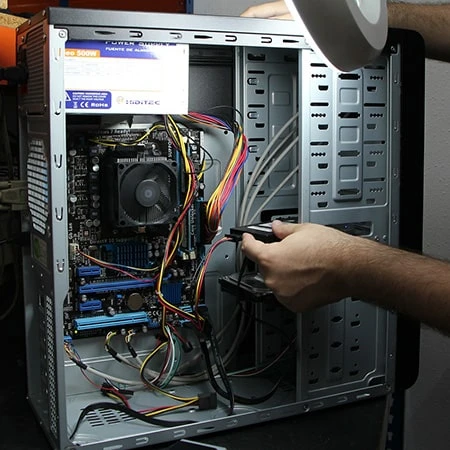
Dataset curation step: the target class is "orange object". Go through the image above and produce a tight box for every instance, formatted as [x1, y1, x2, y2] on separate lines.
[0, 26, 16, 85]
[0, 26, 17, 66]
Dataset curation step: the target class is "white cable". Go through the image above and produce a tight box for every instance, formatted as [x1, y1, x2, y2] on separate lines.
[248, 164, 300, 225]
[239, 113, 299, 225]
[239, 131, 297, 226]
[241, 137, 299, 226]
[85, 366, 144, 386]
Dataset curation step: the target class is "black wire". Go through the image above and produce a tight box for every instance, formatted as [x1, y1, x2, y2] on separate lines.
[199, 320, 281, 409]
[202, 105, 244, 126]
[69, 402, 197, 440]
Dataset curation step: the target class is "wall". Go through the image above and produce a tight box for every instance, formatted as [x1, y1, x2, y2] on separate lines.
[193, 1, 450, 450]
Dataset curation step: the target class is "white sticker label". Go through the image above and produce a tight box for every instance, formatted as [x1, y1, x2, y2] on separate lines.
[64, 41, 189, 114]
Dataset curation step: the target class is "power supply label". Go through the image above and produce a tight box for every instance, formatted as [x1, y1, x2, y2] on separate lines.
[64, 41, 189, 114]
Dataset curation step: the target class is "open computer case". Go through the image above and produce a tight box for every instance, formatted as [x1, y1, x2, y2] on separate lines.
[16, 7, 424, 450]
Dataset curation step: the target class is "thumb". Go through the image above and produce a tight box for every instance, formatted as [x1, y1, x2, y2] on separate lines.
[241, 232, 268, 262]
[271, 220, 300, 240]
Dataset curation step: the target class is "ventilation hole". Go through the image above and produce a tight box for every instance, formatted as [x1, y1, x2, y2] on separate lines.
[366, 198, 376, 204]
[339, 73, 360, 80]
[248, 53, 266, 61]
[310, 141, 329, 146]
[318, 202, 328, 208]
[318, 124, 329, 130]
[310, 180, 328, 185]
[351, 320, 361, 327]
[367, 86, 377, 92]
[311, 191, 326, 196]
[367, 161, 376, 167]
[350, 370, 359, 376]
[367, 124, 377, 130]
[332, 316, 343, 323]
[311, 152, 326, 157]
[311, 102, 329, 107]
[248, 70, 265, 74]
[255, 123, 265, 128]
[312, 327, 320, 334]
[338, 150, 360, 157]
[311, 62, 327, 67]
[338, 189, 360, 196]
[318, 163, 328, 169]
[309, 378, 319, 385]
[255, 89, 265, 95]
[311, 113, 326, 118]
[331, 341, 342, 348]
[351, 345, 360, 352]
[338, 112, 360, 119]
[309, 353, 319, 359]
[318, 85, 329, 91]
[194, 34, 213, 40]
[330, 366, 342, 374]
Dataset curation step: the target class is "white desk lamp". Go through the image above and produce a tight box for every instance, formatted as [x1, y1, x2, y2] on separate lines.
[285, 0, 388, 72]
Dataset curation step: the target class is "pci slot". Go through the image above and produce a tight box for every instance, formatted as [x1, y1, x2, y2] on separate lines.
[73, 312, 150, 331]
[78, 279, 155, 294]
[77, 265, 102, 277]
[79, 300, 103, 312]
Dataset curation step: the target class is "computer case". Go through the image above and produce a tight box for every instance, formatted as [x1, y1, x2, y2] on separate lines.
[16, 8, 424, 449]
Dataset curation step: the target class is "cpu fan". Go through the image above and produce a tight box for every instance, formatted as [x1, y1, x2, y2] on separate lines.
[104, 158, 179, 227]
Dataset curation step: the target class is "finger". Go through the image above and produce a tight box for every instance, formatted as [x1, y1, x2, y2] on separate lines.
[240, 1, 287, 18]
[241, 232, 268, 262]
[268, 13, 293, 20]
[271, 220, 300, 239]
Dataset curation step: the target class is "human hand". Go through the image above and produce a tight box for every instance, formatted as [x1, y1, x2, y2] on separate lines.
[241, 220, 363, 312]
[240, 1, 293, 20]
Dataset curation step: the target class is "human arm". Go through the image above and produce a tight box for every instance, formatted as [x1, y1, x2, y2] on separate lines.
[241, 1, 450, 63]
[241, 220, 450, 336]
[388, 3, 450, 63]
[240, 1, 291, 19]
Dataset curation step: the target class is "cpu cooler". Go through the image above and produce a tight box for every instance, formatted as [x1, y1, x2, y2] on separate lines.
[103, 157, 179, 228]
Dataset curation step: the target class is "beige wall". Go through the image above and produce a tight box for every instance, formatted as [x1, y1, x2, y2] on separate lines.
[0, 0, 7, 10]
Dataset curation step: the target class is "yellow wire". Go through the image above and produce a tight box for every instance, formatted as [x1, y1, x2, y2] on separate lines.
[145, 398, 198, 417]
[140, 341, 198, 402]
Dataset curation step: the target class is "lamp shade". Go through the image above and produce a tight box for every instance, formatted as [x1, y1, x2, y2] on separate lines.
[285, 0, 388, 72]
